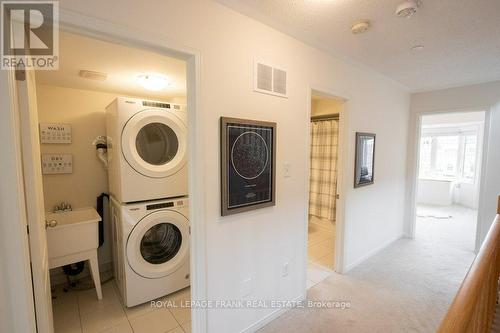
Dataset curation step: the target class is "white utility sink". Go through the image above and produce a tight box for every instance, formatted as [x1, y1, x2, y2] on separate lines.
[45, 207, 103, 300]
[46, 208, 101, 259]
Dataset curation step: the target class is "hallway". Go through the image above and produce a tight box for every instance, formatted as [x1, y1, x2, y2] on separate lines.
[259, 230, 475, 332]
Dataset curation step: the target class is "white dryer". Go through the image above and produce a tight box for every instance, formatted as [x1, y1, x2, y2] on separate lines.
[106, 97, 188, 203]
[111, 196, 190, 307]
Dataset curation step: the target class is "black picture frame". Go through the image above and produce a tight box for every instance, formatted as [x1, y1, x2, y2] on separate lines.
[354, 132, 376, 188]
[220, 117, 276, 216]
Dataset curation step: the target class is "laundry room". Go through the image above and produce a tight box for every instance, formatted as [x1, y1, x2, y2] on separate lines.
[33, 30, 192, 333]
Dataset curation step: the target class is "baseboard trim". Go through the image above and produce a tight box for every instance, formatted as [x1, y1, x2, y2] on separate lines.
[344, 234, 403, 273]
[239, 293, 306, 333]
[402, 232, 413, 239]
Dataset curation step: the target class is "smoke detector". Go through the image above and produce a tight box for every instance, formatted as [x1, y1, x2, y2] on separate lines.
[396, 0, 419, 18]
[79, 70, 107, 81]
[351, 20, 371, 34]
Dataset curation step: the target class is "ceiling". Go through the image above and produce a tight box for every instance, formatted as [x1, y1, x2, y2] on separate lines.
[216, 0, 500, 92]
[36, 31, 186, 100]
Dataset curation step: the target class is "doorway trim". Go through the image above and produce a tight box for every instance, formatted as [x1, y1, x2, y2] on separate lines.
[4, 8, 207, 333]
[304, 86, 349, 290]
[407, 108, 490, 254]
[0, 69, 38, 333]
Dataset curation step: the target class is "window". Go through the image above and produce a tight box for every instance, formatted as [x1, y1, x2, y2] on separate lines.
[462, 135, 477, 181]
[419, 137, 432, 177]
[434, 135, 459, 178]
[418, 128, 479, 183]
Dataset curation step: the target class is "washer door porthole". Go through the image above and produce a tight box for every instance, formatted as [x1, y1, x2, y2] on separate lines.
[140, 223, 182, 265]
[127, 210, 189, 279]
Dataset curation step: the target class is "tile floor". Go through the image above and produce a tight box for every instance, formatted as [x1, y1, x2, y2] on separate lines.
[307, 215, 335, 288]
[52, 279, 191, 333]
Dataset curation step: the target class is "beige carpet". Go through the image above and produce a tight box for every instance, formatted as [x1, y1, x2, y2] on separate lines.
[258, 209, 476, 333]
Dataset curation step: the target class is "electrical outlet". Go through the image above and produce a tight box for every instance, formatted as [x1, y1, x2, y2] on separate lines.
[282, 262, 289, 277]
[241, 277, 252, 298]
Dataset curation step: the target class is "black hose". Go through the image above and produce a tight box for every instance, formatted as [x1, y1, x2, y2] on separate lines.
[96, 193, 109, 247]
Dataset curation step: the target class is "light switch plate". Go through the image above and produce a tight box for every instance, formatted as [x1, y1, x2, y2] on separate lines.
[41, 154, 73, 174]
[284, 162, 291, 178]
[282, 262, 289, 277]
[39, 123, 72, 144]
[240, 277, 252, 298]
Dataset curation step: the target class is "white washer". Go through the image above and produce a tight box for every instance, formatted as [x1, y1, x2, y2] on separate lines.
[111, 196, 190, 307]
[106, 97, 188, 203]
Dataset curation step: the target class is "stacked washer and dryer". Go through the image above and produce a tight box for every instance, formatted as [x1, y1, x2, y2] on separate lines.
[106, 97, 190, 307]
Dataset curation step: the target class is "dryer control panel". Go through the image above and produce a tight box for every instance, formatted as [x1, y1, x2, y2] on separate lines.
[146, 199, 185, 210]
[146, 202, 174, 210]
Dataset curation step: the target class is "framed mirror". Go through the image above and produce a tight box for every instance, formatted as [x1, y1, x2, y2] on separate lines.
[354, 132, 376, 188]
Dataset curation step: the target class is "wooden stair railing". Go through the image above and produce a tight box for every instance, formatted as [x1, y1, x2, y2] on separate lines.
[438, 196, 500, 333]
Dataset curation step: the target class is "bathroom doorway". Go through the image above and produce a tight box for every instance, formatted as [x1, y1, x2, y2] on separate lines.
[306, 90, 346, 288]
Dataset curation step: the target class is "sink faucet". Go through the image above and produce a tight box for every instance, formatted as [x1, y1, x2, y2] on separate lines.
[54, 202, 72, 213]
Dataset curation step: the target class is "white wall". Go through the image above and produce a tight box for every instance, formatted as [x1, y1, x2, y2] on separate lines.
[408, 81, 500, 248]
[417, 180, 453, 206]
[454, 182, 476, 208]
[36, 85, 114, 211]
[7, 1, 410, 332]
[417, 180, 479, 208]
[311, 98, 343, 116]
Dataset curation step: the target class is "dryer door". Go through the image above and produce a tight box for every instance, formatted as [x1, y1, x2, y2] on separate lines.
[127, 210, 189, 279]
[122, 109, 187, 178]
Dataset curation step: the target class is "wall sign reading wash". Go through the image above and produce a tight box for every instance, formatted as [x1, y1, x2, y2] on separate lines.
[39, 123, 72, 143]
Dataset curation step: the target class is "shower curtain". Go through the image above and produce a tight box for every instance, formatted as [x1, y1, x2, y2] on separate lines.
[309, 119, 339, 221]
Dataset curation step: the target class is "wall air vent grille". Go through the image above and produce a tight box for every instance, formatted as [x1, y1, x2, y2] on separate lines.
[257, 63, 273, 92]
[142, 101, 170, 109]
[273, 68, 287, 95]
[254, 61, 288, 98]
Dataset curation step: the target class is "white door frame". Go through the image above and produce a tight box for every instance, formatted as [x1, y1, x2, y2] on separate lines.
[304, 86, 350, 284]
[2, 9, 207, 333]
[18, 67, 55, 333]
[406, 108, 490, 253]
[0, 69, 38, 333]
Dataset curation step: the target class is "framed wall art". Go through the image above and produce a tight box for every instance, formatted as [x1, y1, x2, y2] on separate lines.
[354, 132, 376, 188]
[220, 117, 276, 216]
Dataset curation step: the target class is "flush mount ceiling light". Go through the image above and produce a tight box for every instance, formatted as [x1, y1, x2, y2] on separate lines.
[351, 20, 371, 34]
[396, 0, 419, 18]
[136, 73, 171, 91]
[411, 45, 424, 51]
